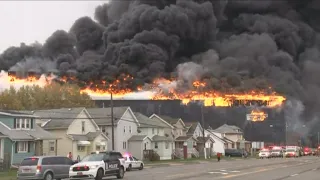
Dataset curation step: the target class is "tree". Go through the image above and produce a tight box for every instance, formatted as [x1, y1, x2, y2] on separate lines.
[0, 83, 95, 110]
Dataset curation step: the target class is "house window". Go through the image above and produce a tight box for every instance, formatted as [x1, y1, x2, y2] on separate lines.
[152, 128, 155, 134]
[123, 142, 127, 149]
[101, 126, 106, 134]
[155, 142, 158, 149]
[96, 145, 101, 151]
[49, 141, 55, 152]
[77, 146, 85, 151]
[17, 142, 28, 153]
[124, 126, 126, 133]
[81, 121, 85, 133]
[232, 143, 235, 148]
[157, 128, 159, 134]
[129, 126, 132, 133]
[165, 142, 169, 149]
[15, 119, 32, 129]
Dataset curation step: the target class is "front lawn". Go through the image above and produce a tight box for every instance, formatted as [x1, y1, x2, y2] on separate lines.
[0, 169, 17, 180]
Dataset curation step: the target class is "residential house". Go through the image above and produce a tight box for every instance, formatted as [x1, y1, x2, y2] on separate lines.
[86, 107, 139, 154]
[33, 108, 108, 160]
[132, 112, 174, 160]
[212, 124, 251, 151]
[149, 114, 198, 159]
[204, 129, 227, 155]
[185, 122, 215, 157]
[0, 111, 56, 167]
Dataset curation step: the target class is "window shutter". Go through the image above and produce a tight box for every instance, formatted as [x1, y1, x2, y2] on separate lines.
[30, 119, 34, 129]
[15, 142, 18, 153]
[28, 142, 31, 152]
[13, 118, 16, 128]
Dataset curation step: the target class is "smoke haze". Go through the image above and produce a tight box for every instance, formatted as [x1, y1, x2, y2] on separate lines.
[1, 0, 320, 132]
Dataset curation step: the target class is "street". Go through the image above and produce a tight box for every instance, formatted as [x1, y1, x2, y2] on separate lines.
[116, 156, 320, 180]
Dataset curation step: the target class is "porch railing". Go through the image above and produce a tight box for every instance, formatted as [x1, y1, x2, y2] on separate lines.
[191, 148, 200, 158]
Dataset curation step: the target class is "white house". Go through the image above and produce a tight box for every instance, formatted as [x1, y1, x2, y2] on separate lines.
[34, 108, 109, 160]
[133, 112, 174, 160]
[86, 107, 139, 154]
[205, 129, 227, 155]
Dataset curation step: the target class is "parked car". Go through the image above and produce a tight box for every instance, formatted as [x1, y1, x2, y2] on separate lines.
[122, 153, 144, 171]
[17, 156, 75, 180]
[69, 151, 125, 180]
[258, 149, 271, 159]
[225, 149, 248, 157]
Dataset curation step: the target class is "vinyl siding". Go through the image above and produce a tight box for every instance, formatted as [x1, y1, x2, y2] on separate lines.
[67, 111, 96, 135]
[139, 127, 165, 137]
[0, 116, 14, 128]
[43, 129, 72, 157]
[115, 110, 138, 154]
[152, 141, 172, 160]
[12, 141, 35, 165]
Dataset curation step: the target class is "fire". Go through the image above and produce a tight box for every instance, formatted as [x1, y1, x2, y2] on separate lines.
[248, 109, 268, 122]
[0, 71, 286, 107]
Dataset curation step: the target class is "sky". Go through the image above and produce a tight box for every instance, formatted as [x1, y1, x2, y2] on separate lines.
[0, 1, 106, 53]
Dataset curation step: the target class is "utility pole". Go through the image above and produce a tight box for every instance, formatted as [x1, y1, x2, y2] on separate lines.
[201, 104, 207, 159]
[111, 92, 115, 151]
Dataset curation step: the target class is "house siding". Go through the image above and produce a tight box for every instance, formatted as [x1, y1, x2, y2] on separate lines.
[173, 120, 186, 137]
[116, 110, 138, 154]
[67, 111, 96, 135]
[0, 116, 14, 128]
[3, 138, 12, 155]
[12, 141, 35, 165]
[43, 129, 72, 157]
[204, 131, 225, 155]
[152, 141, 171, 160]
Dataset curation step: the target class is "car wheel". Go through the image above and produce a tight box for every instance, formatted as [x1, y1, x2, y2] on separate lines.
[44, 172, 53, 180]
[95, 168, 104, 180]
[139, 163, 143, 170]
[117, 167, 124, 179]
[127, 164, 132, 171]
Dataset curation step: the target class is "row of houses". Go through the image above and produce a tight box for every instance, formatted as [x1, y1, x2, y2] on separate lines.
[0, 107, 251, 166]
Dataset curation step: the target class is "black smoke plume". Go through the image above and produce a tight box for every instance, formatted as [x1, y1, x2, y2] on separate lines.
[2, 0, 320, 133]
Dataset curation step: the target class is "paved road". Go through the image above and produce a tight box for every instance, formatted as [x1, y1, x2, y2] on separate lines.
[112, 156, 320, 180]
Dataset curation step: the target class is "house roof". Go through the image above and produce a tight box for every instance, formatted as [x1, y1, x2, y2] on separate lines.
[152, 135, 172, 142]
[68, 132, 106, 141]
[185, 122, 199, 135]
[128, 135, 148, 141]
[157, 115, 182, 126]
[86, 107, 129, 125]
[0, 110, 37, 118]
[196, 136, 215, 143]
[175, 135, 197, 142]
[33, 108, 86, 129]
[205, 130, 226, 143]
[134, 112, 168, 128]
[224, 137, 234, 143]
[213, 124, 242, 134]
[0, 122, 56, 140]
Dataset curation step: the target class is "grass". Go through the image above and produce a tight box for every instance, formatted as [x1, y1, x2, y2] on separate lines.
[0, 169, 17, 180]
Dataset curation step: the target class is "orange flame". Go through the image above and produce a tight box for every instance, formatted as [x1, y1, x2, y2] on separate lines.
[247, 109, 268, 122]
[2, 72, 286, 108]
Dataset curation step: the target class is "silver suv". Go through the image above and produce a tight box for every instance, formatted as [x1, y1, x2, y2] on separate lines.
[17, 156, 75, 180]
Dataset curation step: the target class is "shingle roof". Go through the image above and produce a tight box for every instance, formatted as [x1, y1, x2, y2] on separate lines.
[33, 108, 85, 129]
[152, 135, 171, 142]
[185, 122, 199, 135]
[213, 124, 242, 134]
[134, 112, 169, 128]
[0, 122, 56, 140]
[69, 132, 101, 141]
[157, 115, 181, 125]
[175, 135, 196, 142]
[196, 136, 215, 143]
[128, 135, 148, 141]
[86, 107, 128, 125]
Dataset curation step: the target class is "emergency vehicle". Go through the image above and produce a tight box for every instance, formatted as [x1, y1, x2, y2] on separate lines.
[69, 151, 125, 180]
[270, 146, 284, 158]
[303, 147, 312, 156]
[258, 148, 271, 159]
[285, 146, 300, 157]
[122, 152, 144, 171]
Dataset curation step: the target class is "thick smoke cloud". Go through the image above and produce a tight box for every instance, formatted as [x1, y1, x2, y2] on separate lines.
[2, 0, 320, 127]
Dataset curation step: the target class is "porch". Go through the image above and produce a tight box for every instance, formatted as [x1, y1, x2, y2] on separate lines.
[173, 136, 199, 159]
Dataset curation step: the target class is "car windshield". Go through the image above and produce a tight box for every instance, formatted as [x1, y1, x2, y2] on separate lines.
[286, 149, 295, 152]
[81, 153, 107, 162]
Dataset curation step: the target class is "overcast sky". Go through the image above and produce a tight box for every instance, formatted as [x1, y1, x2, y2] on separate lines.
[0, 1, 106, 53]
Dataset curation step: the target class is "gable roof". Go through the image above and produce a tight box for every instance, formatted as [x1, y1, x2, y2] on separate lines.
[128, 135, 150, 141]
[34, 108, 95, 130]
[196, 136, 215, 143]
[175, 135, 198, 142]
[155, 115, 186, 127]
[68, 132, 108, 141]
[185, 122, 201, 135]
[149, 114, 175, 129]
[213, 124, 242, 134]
[0, 110, 37, 118]
[0, 122, 56, 140]
[205, 129, 227, 143]
[134, 112, 169, 128]
[86, 107, 129, 126]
